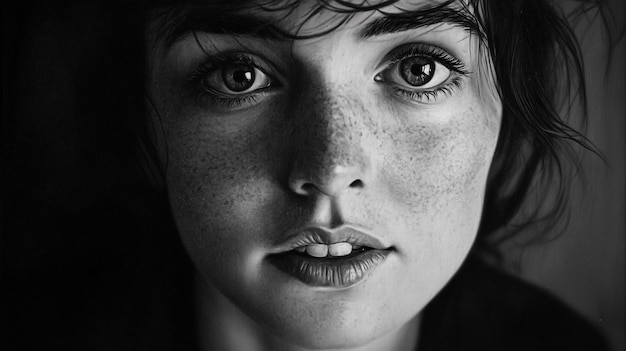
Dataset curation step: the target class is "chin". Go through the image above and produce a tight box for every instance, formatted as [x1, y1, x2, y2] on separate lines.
[267, 313, 393, 350]
[238, 278, 415, 351]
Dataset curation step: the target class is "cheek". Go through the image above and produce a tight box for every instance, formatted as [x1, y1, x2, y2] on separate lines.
[162, 106, 289, 266]
[367, 102, 500, 317]
[373, 100, 500, 250]
[385, 109, 496, 208]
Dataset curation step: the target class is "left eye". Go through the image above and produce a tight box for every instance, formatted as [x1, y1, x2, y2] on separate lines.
[201, 63, 272, 95]
[377, 55, 451, 89]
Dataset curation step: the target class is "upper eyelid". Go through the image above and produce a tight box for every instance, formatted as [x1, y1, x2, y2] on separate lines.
[392, 48, 461, 71]
[376, 43, 468, 74]
[187, 52, 282, 84]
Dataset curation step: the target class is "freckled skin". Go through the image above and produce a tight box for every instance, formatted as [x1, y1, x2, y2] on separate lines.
[147, 3, 501, 350]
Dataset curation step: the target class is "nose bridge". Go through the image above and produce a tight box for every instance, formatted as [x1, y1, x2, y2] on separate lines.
[289, 83, 372, 196]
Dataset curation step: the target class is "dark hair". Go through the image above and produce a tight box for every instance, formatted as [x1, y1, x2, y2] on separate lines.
[143, 0, 602, 259]
[472, 0, 602, 257]
[1, 1, 606, 348]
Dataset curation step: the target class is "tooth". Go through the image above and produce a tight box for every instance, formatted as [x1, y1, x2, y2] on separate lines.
[306, 244, 328, 258]
[294, 246, 306, 253]
[328, 242, 352, 257]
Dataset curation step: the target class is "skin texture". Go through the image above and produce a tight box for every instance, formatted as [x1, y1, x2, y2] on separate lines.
[147, 1, 502, 350]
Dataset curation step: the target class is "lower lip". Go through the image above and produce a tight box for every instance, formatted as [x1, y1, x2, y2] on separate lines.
[268, 249, 391, 288]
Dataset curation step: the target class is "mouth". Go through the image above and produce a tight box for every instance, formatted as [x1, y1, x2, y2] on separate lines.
[267, 226, 394, 288]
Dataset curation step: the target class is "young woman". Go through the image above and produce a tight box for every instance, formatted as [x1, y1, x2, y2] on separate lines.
[3, 0, 614, 350]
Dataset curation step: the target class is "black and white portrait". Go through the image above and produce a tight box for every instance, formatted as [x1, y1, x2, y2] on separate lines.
[2, 1, 624, 350]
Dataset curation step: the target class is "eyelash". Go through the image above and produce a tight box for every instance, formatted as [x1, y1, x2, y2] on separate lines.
[392, 79, 463, 102]
[188, 54, 274, 110]
[382, 44, 469, 103]
[188, 45, 469, 109]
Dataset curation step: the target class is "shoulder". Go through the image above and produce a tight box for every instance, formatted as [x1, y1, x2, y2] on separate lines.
[418, 256, 608, 351]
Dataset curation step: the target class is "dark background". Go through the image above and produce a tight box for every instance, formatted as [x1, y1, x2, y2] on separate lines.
[2, 0, 624, 350]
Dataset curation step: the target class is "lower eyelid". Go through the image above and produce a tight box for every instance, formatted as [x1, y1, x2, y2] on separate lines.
[386, 76, 465, 104]
[196, 88, 276, 111]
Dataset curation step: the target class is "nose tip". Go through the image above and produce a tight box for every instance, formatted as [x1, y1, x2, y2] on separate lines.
[288, 83, 372, 199]
[289, 164, 365, 197]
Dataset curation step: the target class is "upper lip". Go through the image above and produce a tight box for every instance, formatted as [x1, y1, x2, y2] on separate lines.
[272, 226, 392, 253]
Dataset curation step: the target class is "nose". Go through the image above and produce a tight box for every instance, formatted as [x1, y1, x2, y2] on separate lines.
[287, 87, 372, 198]
[289, 164, 366, 197]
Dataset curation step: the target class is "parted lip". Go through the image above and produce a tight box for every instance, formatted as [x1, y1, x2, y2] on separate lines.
[272, 226, 392, 253]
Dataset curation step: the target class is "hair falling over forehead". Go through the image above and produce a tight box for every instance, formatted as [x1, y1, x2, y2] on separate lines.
[143, 0, 605, 257]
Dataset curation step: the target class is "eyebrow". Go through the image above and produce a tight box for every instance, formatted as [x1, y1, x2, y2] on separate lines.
[156, 1, 482, 47]
[360, 3, 482, 39]
[153, 8, 288, 48]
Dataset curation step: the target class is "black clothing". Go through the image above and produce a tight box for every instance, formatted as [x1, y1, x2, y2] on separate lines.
[418, 257, 608, 351]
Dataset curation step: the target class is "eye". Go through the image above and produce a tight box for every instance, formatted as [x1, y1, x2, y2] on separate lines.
[201, 63, 272, 95]
[189, 53, 281, 111]
[377, 55, 451, 90]
[374, 44, 468, 104]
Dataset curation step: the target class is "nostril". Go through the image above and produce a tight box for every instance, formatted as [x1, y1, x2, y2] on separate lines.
[301, 183, 316, 192]
[288, 167, 366, 196]
[349, 179, 364, 188]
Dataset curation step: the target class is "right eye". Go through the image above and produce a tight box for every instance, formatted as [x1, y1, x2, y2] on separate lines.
[201, 63, 273, 95]
[189, 53, 280, 111]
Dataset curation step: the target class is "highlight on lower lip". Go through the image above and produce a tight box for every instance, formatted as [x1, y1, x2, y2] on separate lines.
[268, 249, 391, 288]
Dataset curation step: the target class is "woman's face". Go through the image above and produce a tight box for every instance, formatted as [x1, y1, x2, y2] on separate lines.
[147, 0, 501, 348]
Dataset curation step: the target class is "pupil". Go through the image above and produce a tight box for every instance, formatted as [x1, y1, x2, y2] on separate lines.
[411, 64, 429, 76]
[233, 70, 252, 83]
[223, 64, 255, 92]
[400, 57, 435, 86]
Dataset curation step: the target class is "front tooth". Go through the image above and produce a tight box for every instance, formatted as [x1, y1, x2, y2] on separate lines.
[328, 242, 352, 257]
[306, 244, 328, 258]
